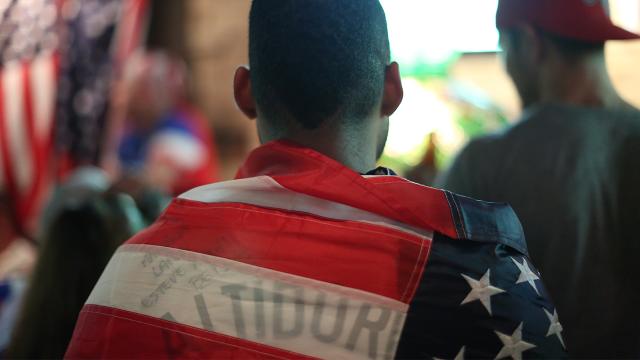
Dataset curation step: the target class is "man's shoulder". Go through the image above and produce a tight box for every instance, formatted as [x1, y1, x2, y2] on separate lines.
[445, 131, 507, 175]
[397, 191, 565, 358]
[520, 103, 640, 134]
[442, 191, 528, 256]
[368, 175, 528, 255]
[139, 175, 527, 258]
[460, 131, 504, 154]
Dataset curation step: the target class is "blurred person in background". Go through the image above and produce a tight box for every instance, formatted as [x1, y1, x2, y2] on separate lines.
[117, 51, 219, 196]
[65, 1, 566, 358]
[439, 0, 640, 356]
[5, 168, 149, 359]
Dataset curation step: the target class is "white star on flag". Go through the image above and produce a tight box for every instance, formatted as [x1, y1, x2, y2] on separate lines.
[544, 308, 565, 349]
[511, 257, 540, 294]
[495, 322, 536, 360]
[461, 269, 505, 315]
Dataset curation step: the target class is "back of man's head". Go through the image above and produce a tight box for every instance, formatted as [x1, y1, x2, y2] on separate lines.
[249, 0, 390, 131]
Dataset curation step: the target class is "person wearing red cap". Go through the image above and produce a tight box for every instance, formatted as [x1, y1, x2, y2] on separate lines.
[440, 0, 640, 357]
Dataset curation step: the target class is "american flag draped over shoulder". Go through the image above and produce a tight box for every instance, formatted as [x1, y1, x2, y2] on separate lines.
[65, 141, 567, 359]
[0, 0, 147, 234]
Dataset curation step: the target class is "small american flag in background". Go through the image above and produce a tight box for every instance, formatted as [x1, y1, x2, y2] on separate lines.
[0, 0, 59, 234]
[0, 0, 148, 234]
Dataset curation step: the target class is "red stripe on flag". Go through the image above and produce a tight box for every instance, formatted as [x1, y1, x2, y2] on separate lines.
[66, 304, 316, 360]
[27, 54, 58, 230]
[0, 70, 18, 210]
[128, 201, 431, 304]
[50, 53, 61, 176]
[100, 0, 149, 172]
[20, 60, 39, 223]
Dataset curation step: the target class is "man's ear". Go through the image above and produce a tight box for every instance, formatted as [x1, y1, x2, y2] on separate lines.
[233, 66, 257, 119]
[381, 62, 403, 117]
[517, 25, 544, 64]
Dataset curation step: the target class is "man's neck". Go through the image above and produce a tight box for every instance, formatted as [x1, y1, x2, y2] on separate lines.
[275, 123, 378, 174]
[538, 55, 632, 111]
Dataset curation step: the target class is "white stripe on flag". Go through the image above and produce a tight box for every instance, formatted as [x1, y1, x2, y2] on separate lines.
[180, 176, 433, 239]
[2, 61, 34, 194]
[88, 244, 408, 360]
[30, 54, 55, 142]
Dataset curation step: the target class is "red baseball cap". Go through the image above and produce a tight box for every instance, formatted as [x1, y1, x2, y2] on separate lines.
[496, 0, 640, 42]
